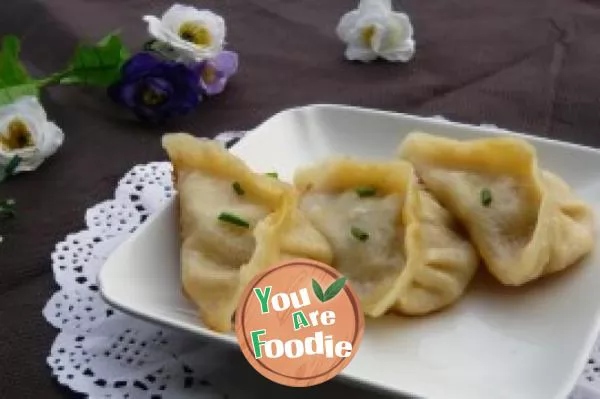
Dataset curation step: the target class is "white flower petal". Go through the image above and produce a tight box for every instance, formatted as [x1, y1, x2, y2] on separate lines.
[337, 0, 415, 63]
[358, 0, 392, 14]
[336, 10, 360, 42]
[143, 4, 226, 61]
[345, 45, 379, 62]
[367, 22, 387, 52]
[389, 12, 413, 43]
[161, 3, 198, 32]
[37, 121, 64, 158]
[0, 96, 63, 173]
[16, 96, 47, 121]
[144, 16, 171, 43]
[379, 38, 415, 62]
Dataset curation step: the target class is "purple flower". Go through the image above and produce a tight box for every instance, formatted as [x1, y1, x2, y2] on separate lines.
[199, 51, 238, 96]
[108, 52, 202, 122]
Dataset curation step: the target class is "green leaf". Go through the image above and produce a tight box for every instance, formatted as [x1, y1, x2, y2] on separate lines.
[312, 279, 325, 302]
[60, 33, 130, 87]
[0, 198, 16, 218]
[0, 83, 38, 106]
[323, 276, 347, 302]
[0, 155, 21, 183]
[0, 36, 31, 87]
[4, 155, 21, 176]
[0, 35, 37, 104]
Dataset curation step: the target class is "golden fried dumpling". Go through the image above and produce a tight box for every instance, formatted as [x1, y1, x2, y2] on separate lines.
[397, 188, 480, 315]
[294, 157, 479, 317]
[162, 133, 332, 332]
[398, 132, 594, 286]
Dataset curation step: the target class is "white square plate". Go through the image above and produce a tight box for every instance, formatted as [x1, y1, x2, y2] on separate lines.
[99, 104, 600, 399]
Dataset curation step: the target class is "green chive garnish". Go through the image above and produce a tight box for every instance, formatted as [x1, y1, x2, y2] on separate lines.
[218, 212, 250, 228]
[480, 188, 492, 207]
[351, 226, 369, 242]
[355, 186, 376, 198]
[232, 182, 245, 195]
[265, 172, 278, 179]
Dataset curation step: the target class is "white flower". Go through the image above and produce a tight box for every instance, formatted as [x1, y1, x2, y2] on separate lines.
[0, 96, 64, 173]
[336, 0, 415, 63]
[143, 4, 226, 62]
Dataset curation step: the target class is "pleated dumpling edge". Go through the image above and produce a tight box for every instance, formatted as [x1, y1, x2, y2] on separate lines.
[294, 156, 479, 318]
[162, 133, 333, 332]
[397, 131, 595, 286]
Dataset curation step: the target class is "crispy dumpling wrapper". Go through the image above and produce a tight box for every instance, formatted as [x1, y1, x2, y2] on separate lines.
[294, 157, 479, 317]
[398, 132, 595, 286]
[162, 133, 332, 332]
[397, 188, 480, 315]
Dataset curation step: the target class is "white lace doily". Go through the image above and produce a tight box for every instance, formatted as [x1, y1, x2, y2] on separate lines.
[42, 128, 600, 399]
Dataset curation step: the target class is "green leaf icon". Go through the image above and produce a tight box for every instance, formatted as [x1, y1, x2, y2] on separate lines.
[323, 277, 347, 302]
[312, 277, 347, 303]
[312, 279, 325, 302]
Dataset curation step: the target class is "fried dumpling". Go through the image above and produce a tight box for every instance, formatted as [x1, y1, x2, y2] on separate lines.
[294, 157, 479, 317]
[162, 133, 332, 332]
[397, 188, 480, 315]
[398, 132, 595, 286]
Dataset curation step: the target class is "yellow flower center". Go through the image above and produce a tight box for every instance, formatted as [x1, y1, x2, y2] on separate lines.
[141, 87, 167, 106]
[361, 25, 376, 47]
[202, 65, 217, 84]
[178, 22, 212, 47]
[0, 119, 34, 150]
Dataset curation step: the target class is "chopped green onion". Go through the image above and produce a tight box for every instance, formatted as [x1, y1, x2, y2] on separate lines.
[265, 172, 278, 179]
[355, 186, 376, 198]
[350, 226, 369, 242]
[480, 188, 492, 207]
[232, 182, 245, 196]
[218, 212, 250, 228]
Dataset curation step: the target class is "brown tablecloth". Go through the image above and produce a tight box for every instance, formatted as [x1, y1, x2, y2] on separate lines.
[2, 0, 600, 397]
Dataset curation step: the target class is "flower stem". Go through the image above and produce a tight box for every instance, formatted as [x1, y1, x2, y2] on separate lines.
[35, 69, 73, 88]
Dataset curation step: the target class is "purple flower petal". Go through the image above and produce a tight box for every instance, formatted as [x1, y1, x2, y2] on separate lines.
[212, 51, 239, 77]
[202, 76, 227, 96]
[108, 52, 202, 122]
[121, 52, 162, 78]
[120, 83, 142, 108]
[144, 77, 174, 99]
[199, 51, 239, 96]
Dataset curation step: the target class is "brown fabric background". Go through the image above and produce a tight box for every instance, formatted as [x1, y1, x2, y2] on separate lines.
[1, 0, 600, 397]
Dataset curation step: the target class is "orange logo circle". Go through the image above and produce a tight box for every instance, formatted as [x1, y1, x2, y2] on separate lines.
[235, 258, 364, 387]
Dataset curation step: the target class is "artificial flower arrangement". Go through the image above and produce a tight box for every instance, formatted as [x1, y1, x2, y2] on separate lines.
[0, 3, 237, 183]
[336, 0, 415, 63]
[0, 0, 412, 231]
